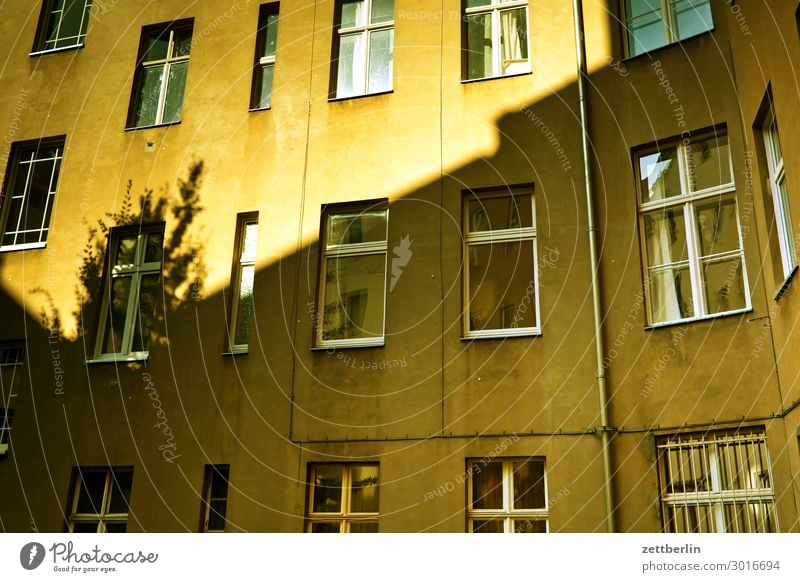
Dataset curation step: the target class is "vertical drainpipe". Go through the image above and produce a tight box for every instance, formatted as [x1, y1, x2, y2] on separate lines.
[571, 0, 616, 533]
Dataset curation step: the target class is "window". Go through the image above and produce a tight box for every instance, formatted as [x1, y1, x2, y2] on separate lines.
[0, 409, 13, 455]
[317, 203, 387, 348]
[762, 104, 797, 287]
[306, 463, 379, 532]
[201, 465, 230, 532]
[624, 0, 713, 57]
[32, 0, 92, 53]
[127, 20, 193, 128]
[463, 187, 539, 338]
[250, 4, 279, 110]
[463, 0, 530, 81]
[0, 137, 65, 251]
[467, 458, 547, 533]
[228, 214, 258, 352]
[657, 429, 777, 533]
[94, 225, 164, 361]
[0, 342, 24, 455]
[68, 467, 133, 533]
[636, 132, 749, 326]
[331, 0, 394, 98]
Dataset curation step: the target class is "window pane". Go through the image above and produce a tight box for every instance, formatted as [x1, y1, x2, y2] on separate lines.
[466, 0, 491, 7]
[103, 276, 133, 354]
[367, 28, 393, 94]
[262, 13, 279, 57]
[19, 159, 53, 234]
[468, 241, 536, 331]
[702, 258, 746, 314]
[471, 461, 503, 510]
[350, 465, 379, 513]
[131, 273, 160, 352]
[107, 470, 133, 514]
[310, 522, 341, 533]
[134, 66, 164, 127]
[686, 135, 731, 191]
[695, 198, 740, 257]
[312, 465, 344, 513]
[513, 519, 547, 533]
[639, 149, 681, 203]
[648, 265, 694, 323]
[467, 194, 533, 232]
[241, 222, 259, 261]
[626, 0, 665, 56]
[341, 0, 366, 28]
[472, 519, 504, 533]
[643, 208, 688, 266]
[371, 0, 394, 23]
[513, 459, 545, 509]
[144, 232, 164, 263]
[104, 522, 128, 533]
[234, 264, 255, 346]
[327, 211, 387, 246]
[143, 34, 169, 61]
[500, 8, 529, 75]
[173, 28, 193, 57]
[76, 471, 107, 514]
[255, 64, 275, 109]
[115, 236, 138, 266]
[350, 521, 378, 533]
[672, 0, 713, 41]
[72, 521, 100, 533]
[323, 255, 386, 340]
[336, 33, 365, 98]
[208, 499, 227, 531]
[57, 0, 89, 47]
[162, 61, 188, 123]
[466, 13, 492, 79]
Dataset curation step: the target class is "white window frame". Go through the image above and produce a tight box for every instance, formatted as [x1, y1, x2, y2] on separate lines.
[466, 458, 549, 533]
[68, 467, 133, 533]
[201, 465, 230, 532]
[463, 188, 540, 339]
[463, 0, 531, 81]
[92, 226, 164, 362]
[31, 0, 92, 55]
[623, 0, 713, 58]
[332, 0, 394, 98]
[250, 3, 279, 110]
[0, 408, 13, 455]
[128, 22, 192, 128]
[316, 204, 388, 349]
[762, 105, 798, 289]
[228, 214, 258, 353]
[657, 429, 778, 533]
[0, 138, 64, 252]
[636, 133, 751, 327]
[306, 463, 379, 533]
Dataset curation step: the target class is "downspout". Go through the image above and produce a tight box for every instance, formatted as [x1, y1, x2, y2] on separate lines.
[571, 0, 616, 533]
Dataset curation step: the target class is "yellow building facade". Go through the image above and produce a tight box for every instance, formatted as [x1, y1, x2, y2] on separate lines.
[0, 0, 797, 533]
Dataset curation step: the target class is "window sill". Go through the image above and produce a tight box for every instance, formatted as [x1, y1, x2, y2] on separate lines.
[774, 265, 798, 300]
[248, 106, 271, 113]
[461, 70, 532, 85]
[644, 307, 751, 330]
[124, 120, 182, 132]
[222, 349, 249, 356]
[312, 338, 384, 351]
[328, 90, 393, 103]
[29, 43, 85, 57]
[0, 242, 47, 253]
[462, 328, 541, 340]
[85, 353, 149, 364]
[622, 28, 715, 62]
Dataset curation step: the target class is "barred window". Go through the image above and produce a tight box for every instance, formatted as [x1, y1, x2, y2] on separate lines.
[657, 429, 778, 533]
